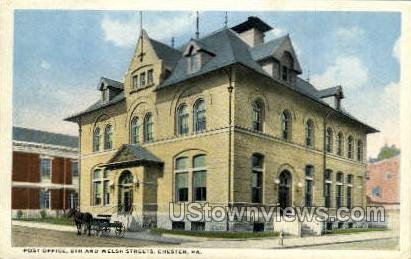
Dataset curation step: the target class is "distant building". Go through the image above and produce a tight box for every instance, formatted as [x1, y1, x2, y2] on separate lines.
[366, 155, 400, 229]
[12, 127, 79, 218]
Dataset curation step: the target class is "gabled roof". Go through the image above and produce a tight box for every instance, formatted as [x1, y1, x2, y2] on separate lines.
[183, 39, 216, 56]
[105, 144, 162, 168]
[13, 127, 78, 148]
[231, 16, 272, 33]
[250, 34, 302, 73]
[149, 38, 181, 69]
[98, 77, 123, 91]
[250, 35, 286, 61]
[317, 86, 344, 98]
[155, 28, 269, 90]
[65, 91, 125, 122]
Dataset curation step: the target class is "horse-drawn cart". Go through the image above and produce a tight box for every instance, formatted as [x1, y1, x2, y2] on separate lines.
[90, 215, 126, 238]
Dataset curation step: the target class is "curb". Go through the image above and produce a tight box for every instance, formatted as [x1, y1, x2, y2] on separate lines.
[275, 236, 398, 249]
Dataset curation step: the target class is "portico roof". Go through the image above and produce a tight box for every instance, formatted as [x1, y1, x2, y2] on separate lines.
[105, 144, 163, 169]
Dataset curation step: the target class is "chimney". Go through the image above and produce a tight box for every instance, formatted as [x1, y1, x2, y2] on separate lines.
[231, 16, 272, 47]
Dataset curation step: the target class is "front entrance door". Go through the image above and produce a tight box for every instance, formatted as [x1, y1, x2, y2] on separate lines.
[118, 171, 134, 214]
[278, 170, 292, 213]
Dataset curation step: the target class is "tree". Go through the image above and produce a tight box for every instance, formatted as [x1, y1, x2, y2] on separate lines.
[376, 144, 400, 161]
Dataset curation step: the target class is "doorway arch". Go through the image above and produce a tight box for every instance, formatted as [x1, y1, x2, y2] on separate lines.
[278, 170, 292, 211]
[118, 171, 133, 214]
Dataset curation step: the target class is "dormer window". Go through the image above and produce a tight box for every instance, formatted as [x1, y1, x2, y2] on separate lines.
[140, 72, 146, 87]
[184, 42, 215, 74]
[132, 75, 138, 89]
[189, 54, 201, 73]
[102, 88, 109, 102]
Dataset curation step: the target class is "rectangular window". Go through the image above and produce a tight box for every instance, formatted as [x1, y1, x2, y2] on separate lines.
[305, 179, 313, 207]
[324, 183, 331, 208]
[251, 171, 262, 203]
[346, 186, 352, 209]
[191, 222, 205, 231]
[94, 181, 102, 205]
[103, 180, 110, 205]
[172, 221, 185, 230]
[132, 75, 138, 89]
[71, 160, 79, 177]
[140, 72, 146, 87]
[40, 158, 51, 180]
[176, 173, 188, 202]
[336, 185, 342, 208]
[93, 169, 102, 205]
[147, 69, 154, 85]
[102, 89, 109, 101]
[69, 192, 78, 209]
[39, 189, 50, 209]
[193, 170, 206, 201]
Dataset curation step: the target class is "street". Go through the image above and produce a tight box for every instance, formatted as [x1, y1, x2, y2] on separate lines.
[12, 226, 167, 247]
[300, 238, 399, 250]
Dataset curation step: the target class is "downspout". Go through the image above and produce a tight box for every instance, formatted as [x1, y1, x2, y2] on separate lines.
[322, 110, 333, 207]
[224, 67, 234, 231]
[77, 118, 82, 211]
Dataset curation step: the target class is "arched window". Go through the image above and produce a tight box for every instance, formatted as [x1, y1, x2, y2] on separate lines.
[177, 104, 189, 135]
[93, 127, 100, 152]
[347, 135, 353, 159]
[104, 125, 112, 150]
[175, 157, 188, 202]
[305, 119, 314, 147]
[324, 169, 332, 208]
[144, 113, 153, 142]
[193, 99, 206, 132]
[336, 172, 344, 208]
[357, 140, 363, 162]
[326, 127, 333, 153]
[130, 117, 139, 144]
[281, 110, 291, 140]
[337, 131, 343, 156]
[305, 165, 314, 206]
[346, 174, 353, 209]
[193, 155, 207, 201]
[251, 154, 264, 203]
[92, 169, 102, 205]
[252, 100, 264, 131]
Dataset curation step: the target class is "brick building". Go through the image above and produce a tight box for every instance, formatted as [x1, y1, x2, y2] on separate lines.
[366, 155, 400, 229]
[66, 16, 377, 233]
[12, 127, 79, 218]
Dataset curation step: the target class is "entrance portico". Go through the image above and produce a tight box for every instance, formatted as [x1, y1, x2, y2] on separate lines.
[103, 144, 163, 228]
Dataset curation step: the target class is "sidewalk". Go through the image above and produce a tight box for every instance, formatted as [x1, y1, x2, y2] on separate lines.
[12, 220, 398, 249]
[179, 230, 398, 249]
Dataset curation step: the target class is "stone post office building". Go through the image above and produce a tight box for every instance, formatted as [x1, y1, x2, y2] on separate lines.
[66, 16, 377, 233]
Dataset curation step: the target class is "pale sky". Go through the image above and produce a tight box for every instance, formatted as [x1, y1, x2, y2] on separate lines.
[13, 11, 400, 158]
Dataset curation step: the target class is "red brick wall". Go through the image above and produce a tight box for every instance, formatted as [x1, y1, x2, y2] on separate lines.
[12, 187, 39, 209]
[51, 189, 74, 210]
[366, 156, 400, 204]
[52, 158, 72, 185]
[12, 152, 40, 182]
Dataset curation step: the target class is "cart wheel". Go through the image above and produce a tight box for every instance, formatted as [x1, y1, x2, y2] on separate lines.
[115, 226, 125, 238]
[101, 226, 110, 237]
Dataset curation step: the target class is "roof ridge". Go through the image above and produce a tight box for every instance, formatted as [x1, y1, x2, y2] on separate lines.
[13, 126, 78, 138]
[149, 38, 181, 53]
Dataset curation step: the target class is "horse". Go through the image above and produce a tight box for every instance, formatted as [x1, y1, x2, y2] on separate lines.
[67, 208, 93, 236]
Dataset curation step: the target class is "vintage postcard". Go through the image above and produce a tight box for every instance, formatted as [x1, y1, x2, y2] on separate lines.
[0, 1, 410, 258]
